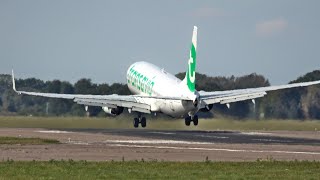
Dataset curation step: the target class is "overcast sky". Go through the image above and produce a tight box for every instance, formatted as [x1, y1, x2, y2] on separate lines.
[1, 0, 320, 85]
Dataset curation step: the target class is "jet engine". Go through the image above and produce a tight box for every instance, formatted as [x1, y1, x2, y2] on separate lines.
[199, 104, 213, 112]
[102, 106, 124, 116]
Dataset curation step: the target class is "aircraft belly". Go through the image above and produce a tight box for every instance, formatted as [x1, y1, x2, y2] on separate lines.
[158, 100, 191, 118]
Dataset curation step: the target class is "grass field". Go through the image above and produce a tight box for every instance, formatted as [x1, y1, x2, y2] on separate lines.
[0, 136, 59, 145]
[0, 160, 319, 179]
[0, 116, 319, 131]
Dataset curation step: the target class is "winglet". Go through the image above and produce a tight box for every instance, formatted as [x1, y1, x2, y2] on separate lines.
[11, 69, 17, 92]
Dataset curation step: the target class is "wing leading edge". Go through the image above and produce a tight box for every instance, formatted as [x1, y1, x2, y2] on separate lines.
[199, 80, 320, 106]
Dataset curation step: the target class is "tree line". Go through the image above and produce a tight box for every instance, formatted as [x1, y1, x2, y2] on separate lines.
[1, 70, 320, 120]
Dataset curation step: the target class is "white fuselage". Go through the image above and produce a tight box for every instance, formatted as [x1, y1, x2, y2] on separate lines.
[126, 61, 198, 117]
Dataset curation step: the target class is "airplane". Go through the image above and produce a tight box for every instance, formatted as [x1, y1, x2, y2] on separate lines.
[12, 26, 320, 128]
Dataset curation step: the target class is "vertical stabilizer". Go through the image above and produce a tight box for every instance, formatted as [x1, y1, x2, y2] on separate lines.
[182, 26, 197, 92]
[12, 69, 17, 92]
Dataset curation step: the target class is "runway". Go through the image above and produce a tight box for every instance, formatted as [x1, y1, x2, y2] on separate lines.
[67, 129, 320, 145]
[0, 128, 320, 161]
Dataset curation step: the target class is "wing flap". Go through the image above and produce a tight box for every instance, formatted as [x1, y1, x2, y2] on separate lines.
[219, 92, 266, 104]
[75, 99, 118, 108]
[202, 92, 267, 105]
[74, 98, 150, 110]
[74, 98, 151, 114]
[132, 107, 151, 114]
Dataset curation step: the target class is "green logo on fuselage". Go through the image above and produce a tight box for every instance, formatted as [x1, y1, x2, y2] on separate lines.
[127, 66, 155, 96]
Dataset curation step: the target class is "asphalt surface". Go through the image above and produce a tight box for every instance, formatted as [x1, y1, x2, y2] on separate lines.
[1, 128, 320, 161]
[66, 129, 320, 146]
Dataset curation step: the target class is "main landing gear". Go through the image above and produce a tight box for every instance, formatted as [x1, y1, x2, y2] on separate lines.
[133, 116, 147, 128]
[185, 115, 198, 126]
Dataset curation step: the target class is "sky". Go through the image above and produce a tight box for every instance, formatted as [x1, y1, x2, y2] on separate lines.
[1, 0, 320, 85]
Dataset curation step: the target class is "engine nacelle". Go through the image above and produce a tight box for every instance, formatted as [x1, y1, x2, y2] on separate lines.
[102, 106, 124, 116]
[199, 104, 213, 112]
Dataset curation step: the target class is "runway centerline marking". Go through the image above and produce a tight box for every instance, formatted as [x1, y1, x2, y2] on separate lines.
[253, 138, 292, 143]
[148, 132, 176, 135]
[104, 140, 213, 145]
[110, 144, 320, 155]
[68, 141, 89, 145]
[36, 130, 72, 134]
[195, 135, 229, 139]
[241, 132, 272, 135]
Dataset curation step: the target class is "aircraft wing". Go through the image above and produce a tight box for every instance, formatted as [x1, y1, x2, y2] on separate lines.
[199, 80, 320, 106]
[11, 71, 190, 114]
[14, 90, 152, 114]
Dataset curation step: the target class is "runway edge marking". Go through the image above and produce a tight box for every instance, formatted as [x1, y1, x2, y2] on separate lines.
[111, 144, 320, 155]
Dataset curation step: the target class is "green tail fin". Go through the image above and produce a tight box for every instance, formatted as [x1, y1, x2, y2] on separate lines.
[185, 26, 197, 92]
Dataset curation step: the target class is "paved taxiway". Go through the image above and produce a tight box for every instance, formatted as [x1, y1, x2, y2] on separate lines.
[0, 128, 319, 161]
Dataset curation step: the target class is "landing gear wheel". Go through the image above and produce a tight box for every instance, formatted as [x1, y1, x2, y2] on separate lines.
[185, 116, 191, 126]
[193, 115, 199, 126]
[141, 117, 147, 128]
[133, 118, 139, 128]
